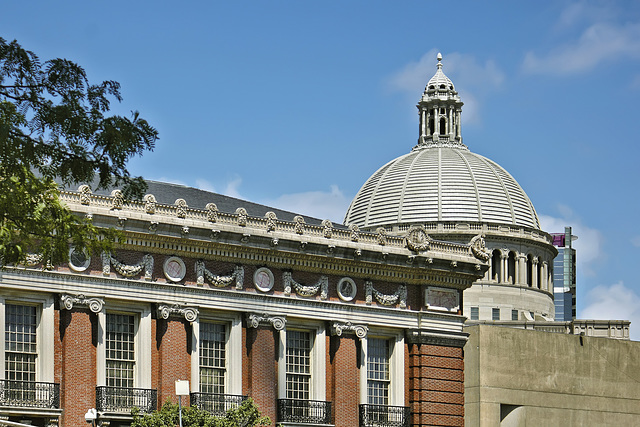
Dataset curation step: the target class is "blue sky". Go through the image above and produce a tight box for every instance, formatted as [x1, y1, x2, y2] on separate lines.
[3, 1, 640, 339]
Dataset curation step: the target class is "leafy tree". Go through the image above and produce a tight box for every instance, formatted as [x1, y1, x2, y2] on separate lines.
[131, 399, 271, 427]
[0, 37, 158, 265]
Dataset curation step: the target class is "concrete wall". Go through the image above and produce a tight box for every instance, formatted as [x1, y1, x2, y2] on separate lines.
[465, 325, 640, 427]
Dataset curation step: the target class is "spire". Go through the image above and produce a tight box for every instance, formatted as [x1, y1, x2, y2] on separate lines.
[414, 53, 466, 150]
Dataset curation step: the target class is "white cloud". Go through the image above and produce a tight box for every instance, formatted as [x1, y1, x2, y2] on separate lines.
[580, 282, 640, 341]
[195, 179, 216, 193]
[261, 185, 351, 223]
[539, 207, 604, 277]
[388, 50, 505, 124]
[223, 176, 244, 199]
[522, 22, 640, 75]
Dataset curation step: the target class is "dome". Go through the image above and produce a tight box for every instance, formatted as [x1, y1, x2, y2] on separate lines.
[344, 145, 540, 230]
[425, 53, 455, 91]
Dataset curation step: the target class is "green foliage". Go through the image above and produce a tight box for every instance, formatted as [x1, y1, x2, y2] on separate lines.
[0, 37, 158, 265]
[131, 399, 271, 427]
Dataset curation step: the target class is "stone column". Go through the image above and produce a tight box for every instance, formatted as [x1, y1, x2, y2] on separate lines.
[532, 257, 539, 289]
[517, 254, 526, 285]
[500, 250, 509, 284]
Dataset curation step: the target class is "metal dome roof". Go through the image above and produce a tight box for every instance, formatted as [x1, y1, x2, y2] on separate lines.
[344, 145, 541, 230]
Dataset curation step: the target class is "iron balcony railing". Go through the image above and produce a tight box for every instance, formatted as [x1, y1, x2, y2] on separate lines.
[359, 404, 410, 427]
[0, 380, 60, 409]
[277, 399, 332, 425]
[96, 386, 157, 413]
[190, 392, 247, 416]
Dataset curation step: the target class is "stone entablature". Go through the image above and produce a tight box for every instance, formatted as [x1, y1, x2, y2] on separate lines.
[58, 189, 487, 266]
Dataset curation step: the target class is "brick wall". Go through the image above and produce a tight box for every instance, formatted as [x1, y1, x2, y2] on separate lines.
[59, 309, 97, 427]
[245, 326, 277, 425]
[409, 344, 464, 426]
[329, 335, 359, 426]
[155, 318, 191, 405]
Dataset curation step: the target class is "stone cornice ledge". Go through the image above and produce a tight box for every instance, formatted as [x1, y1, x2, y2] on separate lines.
[405, 328, 469, 348]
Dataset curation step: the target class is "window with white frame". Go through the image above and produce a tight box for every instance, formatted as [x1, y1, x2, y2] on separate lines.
[367, 338, 391, 405]
[5, 304, 37, 382]
[285, 330, 312, 400]
[199, 321, 226, 394]
[106, 313, 135, 388]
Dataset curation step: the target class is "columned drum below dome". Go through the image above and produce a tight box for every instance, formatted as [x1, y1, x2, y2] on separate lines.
[344, 146, 540, 230]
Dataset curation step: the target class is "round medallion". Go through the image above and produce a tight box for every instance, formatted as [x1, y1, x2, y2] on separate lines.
[337, 277, 357, 302]
[68, 247, 91, 272]
[253, 267, 274, 292]
[163, 256, 186, 282]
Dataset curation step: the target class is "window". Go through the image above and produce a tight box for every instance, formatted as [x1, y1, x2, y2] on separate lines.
[470, 307, 479, 320]
[285, 330, 311, 400]
[5, 304, 37, 382]
[367, 338, 390, 405]
[200, 322, 226, 394]
[492, 308, 500, 321]
[512, 310, 519, 321]
[106, 313, 135, 388]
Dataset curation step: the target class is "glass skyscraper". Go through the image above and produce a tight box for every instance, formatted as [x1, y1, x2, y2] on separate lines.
[552, 227, 577, 321]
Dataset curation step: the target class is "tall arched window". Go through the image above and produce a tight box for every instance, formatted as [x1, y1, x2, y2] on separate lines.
[491, 250, 501, 283]
[526, 254, 533, 287]
[439, 117, 447, 135]
[508, 251, 517, 284]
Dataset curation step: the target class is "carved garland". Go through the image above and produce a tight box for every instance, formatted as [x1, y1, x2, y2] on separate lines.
[365, 281, 407, 308]
[282, 271, 328, 299]
[246, 313, 286, 331]
[103, 252, 154, 281]
[157, 304, 199, 322]
[60, 294, 104, 313]
[195, 261, 244, 289]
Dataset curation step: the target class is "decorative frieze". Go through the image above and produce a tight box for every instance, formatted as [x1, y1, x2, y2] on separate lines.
[425, 286, 459, 312]
[331, 321, 368, 339]
[246, 312, 286, 331]
[175, 199, 188, 218]
[404, 225, 431, 252]
[111, 190, 124, 210]
[376, 227, 388, 246]
[294, 216, 305, 235]
[157, 303, 199, 322]
[365, 281, 407, 308]
[144, 194, 157, 214]
[60, 294, 104, 313]
[102, 253, 154, 281]
[206, 203, 218, 223]
[79, 185, 92, 205]
[322, 219, 333, 238]
[236, 208, 248, 226]
[282, 271, 328, 299]
[265, 212, 277, 232]
[349, 224, 360, 242]
[195, 261, 244, 289]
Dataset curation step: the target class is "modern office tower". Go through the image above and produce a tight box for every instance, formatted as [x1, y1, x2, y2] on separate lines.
[552, 227, 577, 321]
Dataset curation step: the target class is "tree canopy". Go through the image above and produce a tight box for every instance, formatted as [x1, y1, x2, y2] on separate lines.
[0, 37, 157, 265]
[131, 399, 271, 427]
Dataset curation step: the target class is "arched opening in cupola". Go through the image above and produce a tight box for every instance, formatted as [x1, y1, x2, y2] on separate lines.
[491, 250, 501, 282]
[439, 118, 447, 135]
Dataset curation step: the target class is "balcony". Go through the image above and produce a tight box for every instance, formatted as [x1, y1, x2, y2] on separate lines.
[277, 399, 332, 425]
[359, 404, 410, 427]
[96, 386, 157, 413]
[190, 392, 246, 416]
[0, 380, 60, 409]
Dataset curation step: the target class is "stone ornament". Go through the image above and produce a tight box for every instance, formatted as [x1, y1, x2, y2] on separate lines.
[195, 261, 244, 289]
[117, 217, 127, 228]
[322, 219, 333, 238]
[144, 194, 157, 214]
[111, 190, 124, 210]
[60, 294, 104, 313]
[425, 287, 459, 313]
[404, 225, 431, 252]
[157, 304, 199, 322]
[349, 224, 360, 242]
[236, 208, 248, 226]
[337, 277, 357, 302]
[376, 227, 388, 246]
[265, 212, 277, 232]
[331, 322, 368, 339]
[23, 253, 43, 267]
[283, 271, 328, 299]
[68, 247, 91, 272]
[365, 281, 407, 309]
[175, 199, 188, 218]
[253, 267, 275, 292]
[78, 185, 92, 205]
[294, 216, 305, 235]
[206, 203, 219, 223]
[148, 221, 159, 233]
[104, 253, 154, 281]
[246, 313, 286, 331]
[163, 256, 186, 282]
[469, 234, 491, 262]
